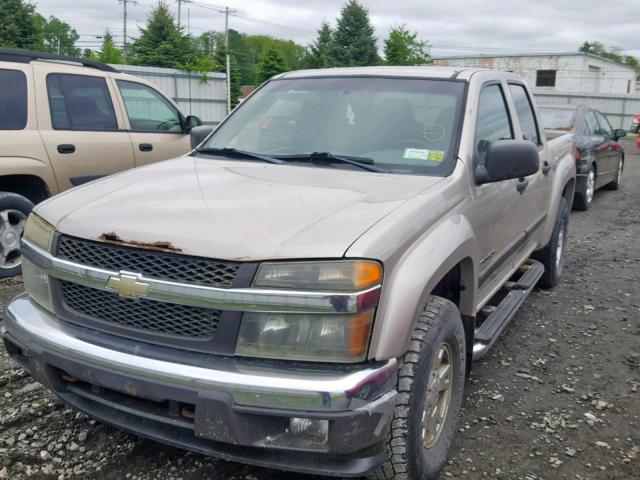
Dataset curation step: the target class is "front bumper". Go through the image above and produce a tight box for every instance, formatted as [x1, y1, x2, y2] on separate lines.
[2, 295, 398, 477]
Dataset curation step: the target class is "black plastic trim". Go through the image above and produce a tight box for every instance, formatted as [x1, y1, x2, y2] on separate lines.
[0, 48, 117, 72]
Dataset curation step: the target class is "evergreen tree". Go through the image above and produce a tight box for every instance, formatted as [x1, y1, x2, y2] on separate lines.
[384, 25, 430, 66]
[40, 16, 80, 56]
[0, 0, 42, 49]
[130, 1, 194, 68]
[257, 48, 287, 84]
[304, 22, 333, 68]
[98, 30, 122, 64]
[331, 0, 379, 67]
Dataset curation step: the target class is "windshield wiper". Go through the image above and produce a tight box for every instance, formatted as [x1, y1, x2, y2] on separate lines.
[195, 147, 285, 165]
[277, 152, 388, 173]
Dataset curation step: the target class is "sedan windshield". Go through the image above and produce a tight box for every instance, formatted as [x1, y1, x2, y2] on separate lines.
[202, 77, 465, 175]
[539, 107, 577, 131]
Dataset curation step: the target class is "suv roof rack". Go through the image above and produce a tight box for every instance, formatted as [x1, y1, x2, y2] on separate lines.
[0, 48, 118, 73]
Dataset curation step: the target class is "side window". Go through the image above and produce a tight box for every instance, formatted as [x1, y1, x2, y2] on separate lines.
[508, 84, 540, 145]
[117, 80, 182, 132]
[583, 112, 599, 136]
[0, 69, 28, 130]
[594, 112, 613, 137]
[46, 74, 118, 131]
[474, 84, 513, 158]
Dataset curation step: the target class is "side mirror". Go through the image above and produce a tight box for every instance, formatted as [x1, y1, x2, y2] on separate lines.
[613, 128, 627, 140]
[190, 125, 213, 149]
[475, 140, 540, 185]
[184, 115, 202, 132]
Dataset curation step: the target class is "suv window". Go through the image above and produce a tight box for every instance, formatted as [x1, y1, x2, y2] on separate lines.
[0, 69, 28, 130]
[474, 84, 513, 157]
[594, 112, 613, 137]
[583, 112, 600, 136]
[508, 84, 540, 145]
[46, 74, 118, 131]
[117, 80, 182, 132]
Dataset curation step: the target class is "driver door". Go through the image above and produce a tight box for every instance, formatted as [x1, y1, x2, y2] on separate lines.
[114, 79, 191, 167]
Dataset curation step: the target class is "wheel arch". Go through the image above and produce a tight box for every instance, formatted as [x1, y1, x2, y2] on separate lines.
[0, 174, 50, 204]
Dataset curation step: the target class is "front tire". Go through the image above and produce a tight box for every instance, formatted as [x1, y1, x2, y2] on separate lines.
[369, 297, 466, 480]
[605, 156, 623, 190]
[0, 192, 34, 278]
[533, 197, 569, 288]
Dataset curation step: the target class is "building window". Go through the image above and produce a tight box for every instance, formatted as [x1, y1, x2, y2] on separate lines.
[536, 70, 557, 87]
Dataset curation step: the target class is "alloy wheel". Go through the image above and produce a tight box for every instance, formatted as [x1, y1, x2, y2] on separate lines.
[422, 342, 453, 449]
[0, 209, 27, 270]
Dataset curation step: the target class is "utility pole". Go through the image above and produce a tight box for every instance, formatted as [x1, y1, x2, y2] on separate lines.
[118, 0, 137, 60]
[176, 0, 191, 31]
[224, 6, 237, 114]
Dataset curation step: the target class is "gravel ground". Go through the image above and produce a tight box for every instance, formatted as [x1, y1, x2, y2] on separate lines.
[0, 142, 638, 480]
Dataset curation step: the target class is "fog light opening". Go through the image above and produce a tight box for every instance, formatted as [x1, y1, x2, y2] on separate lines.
[287, 417, 329, 445]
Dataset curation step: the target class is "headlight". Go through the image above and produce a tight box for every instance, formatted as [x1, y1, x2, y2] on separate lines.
[239, 260, 382, 362]
[22, 258, 54, 312]
[23, 214, 55, 252]
[253, 260, 382, 291]
[236, 311, 374, 363]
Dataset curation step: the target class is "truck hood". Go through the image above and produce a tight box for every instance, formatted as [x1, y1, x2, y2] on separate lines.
[36, 156, 442, 260]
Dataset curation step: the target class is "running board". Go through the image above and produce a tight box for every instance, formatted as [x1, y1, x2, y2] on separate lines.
[472, 259, 544, 360]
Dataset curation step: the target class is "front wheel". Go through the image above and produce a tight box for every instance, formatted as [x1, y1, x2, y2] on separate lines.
[0, 192, 34, 278]
[369, 297, 466, 480]
[533, 196, 569, 288]
[573, 166, 595, 211]
[605, 157, 623, 190]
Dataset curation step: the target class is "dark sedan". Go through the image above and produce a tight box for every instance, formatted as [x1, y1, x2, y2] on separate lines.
[539, 105, 626, 210]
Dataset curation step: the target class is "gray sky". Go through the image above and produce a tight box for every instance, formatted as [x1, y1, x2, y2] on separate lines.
[33, 0, 640, 57]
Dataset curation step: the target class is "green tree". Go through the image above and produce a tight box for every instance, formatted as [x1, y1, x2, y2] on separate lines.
[130, 1, 195, 68]
[0, 0, 42, 49]
[304, 22, 333, 68]
[39, 16, 80, 56]
[98, 30, 122, 64]
[331, 0, 379, 67]
[257, 47, 287, 83]
[384, 25, 430, 65]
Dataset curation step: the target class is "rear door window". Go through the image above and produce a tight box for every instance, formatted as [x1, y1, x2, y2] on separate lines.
[46, 74, 118, 130]
[116, 80, 182, 132]
[474, 84, 513, 158]
[594, 112, 613, 137]
[0, 69, 28, 130]
[508, 84, 540, 145]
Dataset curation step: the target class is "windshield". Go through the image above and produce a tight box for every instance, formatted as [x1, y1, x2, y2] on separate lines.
[202, 77, 465, 175]
[539, 107, 576, 131]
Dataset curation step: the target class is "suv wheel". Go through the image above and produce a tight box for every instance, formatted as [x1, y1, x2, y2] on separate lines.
[368, 297, 466, 480]
[0, 192, 34, 278]
[533, 197, 569, 288]
[574, 166, 595, 211]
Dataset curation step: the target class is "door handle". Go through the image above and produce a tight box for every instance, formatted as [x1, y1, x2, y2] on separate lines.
[541, 161, 551, 175]
[139, 143, 153, 152]
[57, 144, 76, 154]
[516, 178, 529, 194]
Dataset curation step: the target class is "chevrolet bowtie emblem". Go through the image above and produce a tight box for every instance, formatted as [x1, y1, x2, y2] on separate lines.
[106, 273, 150, 298]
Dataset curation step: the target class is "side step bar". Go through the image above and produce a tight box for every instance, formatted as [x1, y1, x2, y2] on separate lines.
[472, 259, 544, 360]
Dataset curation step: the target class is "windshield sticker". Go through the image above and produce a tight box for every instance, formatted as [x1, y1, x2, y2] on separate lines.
[423, 124, 446, 143]
[403, 148, 430, 160]
[428, 150, 445, 162]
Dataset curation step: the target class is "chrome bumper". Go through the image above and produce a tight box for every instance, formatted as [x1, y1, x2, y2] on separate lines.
[2, 295, 397, 412]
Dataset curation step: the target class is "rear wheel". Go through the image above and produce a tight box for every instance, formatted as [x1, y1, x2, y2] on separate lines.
[605, 156, 623, 190]
[0, 192, 33, 278]
[533, 197, 569, 288]
[573, 166, 595, 211]
[368, 297, 466, 480]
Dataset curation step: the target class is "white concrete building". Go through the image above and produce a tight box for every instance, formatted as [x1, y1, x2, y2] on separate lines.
[432, 52, 637, 95]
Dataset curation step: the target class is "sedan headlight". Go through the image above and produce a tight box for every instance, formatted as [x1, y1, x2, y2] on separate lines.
[237, 260, 382, 363]
[21, 214, 55, 311]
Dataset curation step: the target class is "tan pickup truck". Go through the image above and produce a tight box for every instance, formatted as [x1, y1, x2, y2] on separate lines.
[4, 66, 576, 479]
[0, 48, 201, 276]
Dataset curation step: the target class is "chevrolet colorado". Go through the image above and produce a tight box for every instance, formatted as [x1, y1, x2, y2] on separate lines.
[3, 66, 576, 479]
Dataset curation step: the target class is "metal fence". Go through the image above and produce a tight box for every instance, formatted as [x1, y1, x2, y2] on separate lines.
[110, 64, 227, 126]
[533, 90, 640, 130]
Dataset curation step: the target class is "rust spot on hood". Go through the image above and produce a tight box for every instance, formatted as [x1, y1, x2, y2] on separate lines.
[99, 232, 182, 253]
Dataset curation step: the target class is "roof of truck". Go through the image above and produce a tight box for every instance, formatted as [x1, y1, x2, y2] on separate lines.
[278, 66, 470, 80]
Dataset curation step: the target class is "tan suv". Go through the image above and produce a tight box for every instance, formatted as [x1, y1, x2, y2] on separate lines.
[0, 48, 202, 276]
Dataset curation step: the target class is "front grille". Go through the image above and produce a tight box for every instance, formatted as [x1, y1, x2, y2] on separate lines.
[61, 281, 221, 339]
[57, 235, 240, 288]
